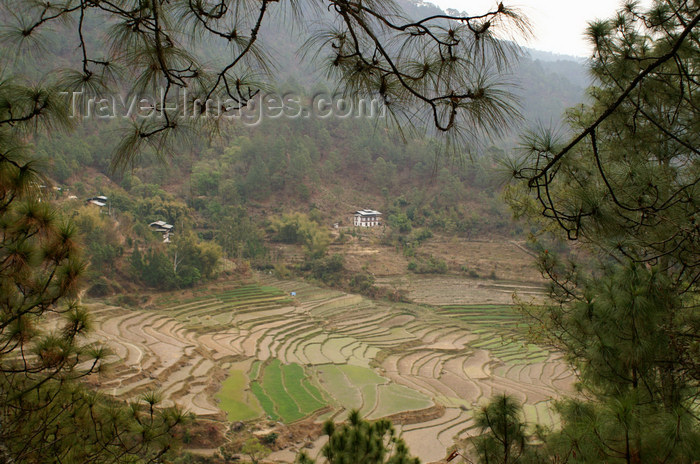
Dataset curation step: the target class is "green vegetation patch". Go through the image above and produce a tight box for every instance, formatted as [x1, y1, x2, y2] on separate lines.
[159, 283, 289, 312]
[322, 337, 355, 364]
[261, 360, 303, 422]
[282, 363, 326, 412]
[250, 360, 261, 379]
[436, 304, 523, 327]
[251, 381, 279, 421]
[316, 364, 429, 418]
[254, 360, 328, 423]
[369, 384, 433, 419]
[435, 304, 550, 363]
[216, 369, 263, 421]
[316, 365, 364, 409]
[340, 364, 387, 386]
[471, 338, 549, 364]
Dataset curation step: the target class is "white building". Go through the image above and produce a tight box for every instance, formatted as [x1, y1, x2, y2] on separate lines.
[149, 220, 174, 233]
[149, 220, 175, 242]
[353, 209, 382, 227]
[86, 195, 108, 207]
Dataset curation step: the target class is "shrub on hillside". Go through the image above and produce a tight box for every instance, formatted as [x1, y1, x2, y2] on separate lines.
[87, 277, 111, 297]
[306, 254, 345, 285]
[349, 273, 376, 296]
[269, 212, 330, 259]
[408, 255, 447, 274]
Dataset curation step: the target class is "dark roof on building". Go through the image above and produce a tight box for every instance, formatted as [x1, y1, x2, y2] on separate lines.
[354, 209, 382, 216]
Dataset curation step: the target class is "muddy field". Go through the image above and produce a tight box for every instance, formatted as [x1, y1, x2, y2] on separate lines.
[334, 232, 545, 281]
[376, 274, 546, 306]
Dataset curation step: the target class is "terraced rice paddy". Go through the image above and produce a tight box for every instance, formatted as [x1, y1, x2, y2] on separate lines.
[87, 278, 574, 463]
[251, 359, 326, 422]
[436, 304, 526, 328]
[435, 305, 550, 364]
[216, 362, 262, 421]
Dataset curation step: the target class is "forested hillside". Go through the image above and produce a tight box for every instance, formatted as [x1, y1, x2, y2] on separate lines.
[16, 0, 586, 295]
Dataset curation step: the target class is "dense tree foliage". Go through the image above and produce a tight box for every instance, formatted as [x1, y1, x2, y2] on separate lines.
[270, 212, 331, 259]
[129, 233, 222, 290]
[240, 437, 271, 464]
[467, 395, 529, 464]
[504, 1, 700, 462]
[520, 263, 700, 463]
[1, 0, 530, 168]
[0, 121, 189, 462]
[73, 205, 123, 273]
[34, 113, 517, 245]
[513, 0, 700, 287]
[296, 410, 419, 464]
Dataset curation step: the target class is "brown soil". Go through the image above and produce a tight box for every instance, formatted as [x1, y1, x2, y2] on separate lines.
[331, 229, 409, 276]
[335, 233, 545, 283]
[382, 403, 446, 426]
[377, 275, 545, 306]
[280, 413, 326, 447]
[242, 408, 331, 453]
[183, 419, 227, 449]
[419, 237, 544, 282]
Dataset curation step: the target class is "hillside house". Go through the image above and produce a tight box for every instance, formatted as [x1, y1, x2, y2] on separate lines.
[149, 221, 174, 242]
[86, 195, 108, 207]
[353, 209, 382, 227]
[149, 221, 174, 233]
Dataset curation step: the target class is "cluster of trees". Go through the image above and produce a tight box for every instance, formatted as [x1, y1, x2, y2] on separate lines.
[296, 410, 419, 464]
[269, 212, 331, 260]
[0, 103, 190, 463]
[217, 206, 270, 263]
[406, 255, 448, 274]
[37, 108, 518, 242]
[500, 1, 700, 461]
[72, 205, 124, 276]
[129, 233, 222, 290]
[31, 100, 521, 292]
[60, 186, 224, 292]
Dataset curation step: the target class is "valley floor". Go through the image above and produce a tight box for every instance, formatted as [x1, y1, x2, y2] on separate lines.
[86, 267, 572, 462]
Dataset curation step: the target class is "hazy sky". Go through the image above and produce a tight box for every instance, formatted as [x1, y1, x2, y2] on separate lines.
[431, 0, 652, 57]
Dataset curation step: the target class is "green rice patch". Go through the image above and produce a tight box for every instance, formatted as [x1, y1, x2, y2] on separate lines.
[250, 361, 261, 379]
[527, 354, 550, 364]
[321, 338, 353, 364]
[339, 364, 387, 386]
[436, 305, 523, 327]
[358, 385, 378, 415]
[251, 381, 279, 421]
[281, 363, 326, 413]
[157, 284, 290, 317]
[315, 364, 429, 417]
[216, 369, 262, 421]
[368, 384, 433, 419]
[256, 360, 329, 423]
[316, 364, 363, 409]
[259, 360, 303, 422]
[302, 377, 325, 405]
